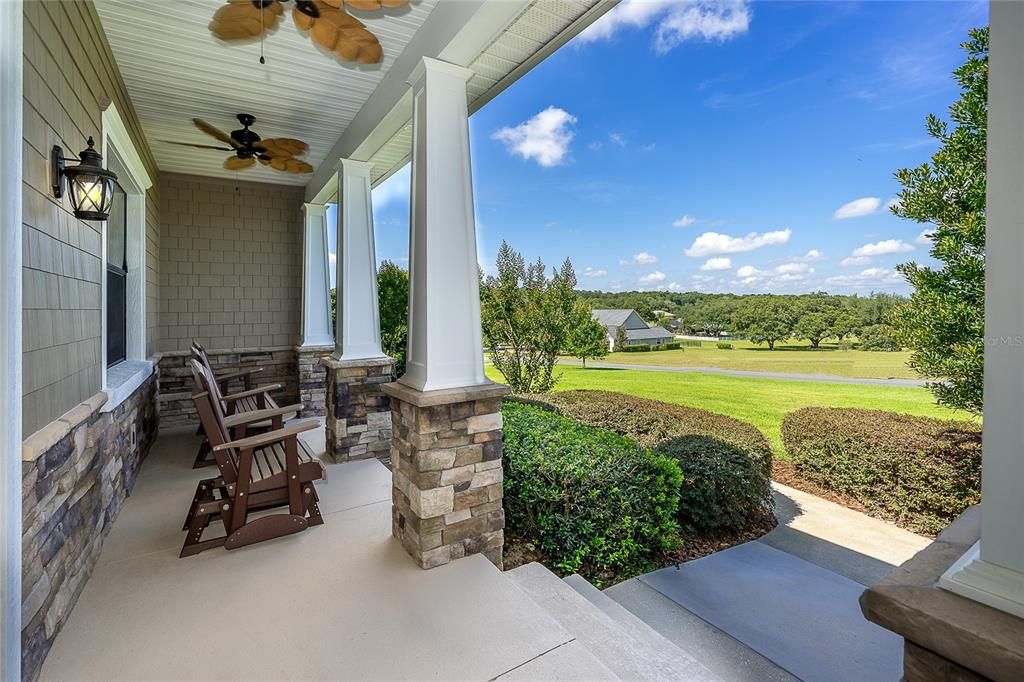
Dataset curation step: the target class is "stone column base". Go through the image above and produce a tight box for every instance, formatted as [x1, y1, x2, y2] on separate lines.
[296, 344, 334, 417]
[323, 355, 394, 462]
[382, 381, 511, 570]
[861, 506, 1024, 681]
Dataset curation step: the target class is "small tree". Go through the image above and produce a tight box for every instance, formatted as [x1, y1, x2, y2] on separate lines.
[793, 311, 830, 349]
[614, 325, 628, 351]
[377, 261, 409, 375]
[480, 242, 582, 393]
[567, 317, 609, 367]
[889, 28, 987, 414]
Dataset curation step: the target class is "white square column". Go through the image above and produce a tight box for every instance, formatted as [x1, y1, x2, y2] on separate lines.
[334, 159, 385, 361]
[399, 57, 488, 392]
[940, 1, 1024, 618]
[300, 203, 334, 348]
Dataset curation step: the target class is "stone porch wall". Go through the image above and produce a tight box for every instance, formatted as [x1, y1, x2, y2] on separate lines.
[20, 372, 159, 681]
[156, 347, 300, 427]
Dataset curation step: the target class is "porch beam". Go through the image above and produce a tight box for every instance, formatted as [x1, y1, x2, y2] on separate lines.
[299, 203, 334, 348]
[334, 160, 385, 361]
[0, 0, 23, 677]
[939, 0, 1024, 617]
[400, 58, 487, 392]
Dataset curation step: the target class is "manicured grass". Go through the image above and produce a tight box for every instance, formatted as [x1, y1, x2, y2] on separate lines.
[574, 339, 917, 380]
[486, 365, 976, 456]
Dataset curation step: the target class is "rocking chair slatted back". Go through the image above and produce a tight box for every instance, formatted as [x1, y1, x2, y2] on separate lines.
[190, 359, 241, 483]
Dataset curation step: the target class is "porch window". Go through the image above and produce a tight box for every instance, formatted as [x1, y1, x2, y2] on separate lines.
[105, 181, 128, 367]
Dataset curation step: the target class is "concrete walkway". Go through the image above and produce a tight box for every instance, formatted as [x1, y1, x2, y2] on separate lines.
[558, 359, 926, 387]
[606, 482, 932, 682]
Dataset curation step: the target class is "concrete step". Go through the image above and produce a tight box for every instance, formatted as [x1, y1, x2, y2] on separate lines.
[562, 573, 700, 662]
[605, 578, 797, 682]
[506, 563, 718, 681]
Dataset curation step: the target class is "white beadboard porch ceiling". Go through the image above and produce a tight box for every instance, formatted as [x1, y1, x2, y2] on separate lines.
[94, 0, 439, 186]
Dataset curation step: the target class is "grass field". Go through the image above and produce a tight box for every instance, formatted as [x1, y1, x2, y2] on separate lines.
[486, 364, 975, 456]
[573, 339, 917, 380]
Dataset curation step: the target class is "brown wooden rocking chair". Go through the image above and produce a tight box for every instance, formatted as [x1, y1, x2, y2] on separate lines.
[181, 359, 325, 558]
[190, 342, 293, 469]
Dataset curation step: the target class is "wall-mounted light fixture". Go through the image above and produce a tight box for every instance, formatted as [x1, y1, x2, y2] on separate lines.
[51, 136, 118, 221]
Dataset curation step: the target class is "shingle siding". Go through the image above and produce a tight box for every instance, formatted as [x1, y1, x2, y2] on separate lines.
[21, 0, 159, 437]
[156, 173, 304, 353]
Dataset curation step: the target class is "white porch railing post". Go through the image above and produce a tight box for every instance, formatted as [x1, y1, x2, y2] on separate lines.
[334, 159, 385, 361]
[0, 0, 23, 678]
[400, 57, 488, 392]
[299, 203, 334, 348]
[939, 0, 1024, 618]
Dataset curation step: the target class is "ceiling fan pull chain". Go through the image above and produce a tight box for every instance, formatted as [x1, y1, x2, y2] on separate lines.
[259, 0, 266, 64]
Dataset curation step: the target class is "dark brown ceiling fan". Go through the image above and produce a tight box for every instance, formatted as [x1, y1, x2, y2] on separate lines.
[163, 114, 313, 174]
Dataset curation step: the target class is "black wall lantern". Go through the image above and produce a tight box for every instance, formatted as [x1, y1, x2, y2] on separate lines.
[51, 137, 118, 221]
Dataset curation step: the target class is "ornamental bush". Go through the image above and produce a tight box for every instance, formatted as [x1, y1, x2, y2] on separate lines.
[782, 408, 981, 534]
[716, 342, 734, 350]
[655, 342, 682, 351]
[524, 391, 774, 534]
[621, 345, 652, 352]
[502, 401, 682, 577]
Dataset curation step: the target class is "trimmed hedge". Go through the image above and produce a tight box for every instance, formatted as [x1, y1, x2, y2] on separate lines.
[657, 342, 682, 351]
[716, 342, 734, 350]
[782, 408, 981, 535]
[523, 391, 774, 533]
[621, 344, 652, 352]
[502, 401, 682, 576]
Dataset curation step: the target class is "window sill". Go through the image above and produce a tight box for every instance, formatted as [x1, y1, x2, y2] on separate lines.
[102, 359, 154, 412]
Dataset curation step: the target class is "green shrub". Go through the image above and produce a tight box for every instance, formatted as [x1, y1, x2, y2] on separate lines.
[858, 324, 902, 352]
[524, 391, 773, 533]
[621, 344, 652, 352]
[654, 342, 682, 351]
[502, 401, 682, 576]
[716, 342, 734, 350]
[782, 408, 981, 534]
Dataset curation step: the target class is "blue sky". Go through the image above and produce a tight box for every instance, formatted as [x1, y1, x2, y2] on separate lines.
[350, 0, 987, 295]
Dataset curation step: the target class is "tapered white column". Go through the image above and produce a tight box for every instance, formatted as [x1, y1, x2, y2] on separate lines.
[940, 0, 1024, 618]
[300, 203, 334, 347]
[0, 1, 23, 678]
[334, 159, 384, 360]
[400, 57, 487, 392]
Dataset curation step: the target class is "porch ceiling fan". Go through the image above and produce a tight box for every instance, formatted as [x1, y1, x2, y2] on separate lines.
[162, 114, 314, 174]
[209, 0, 408, 65]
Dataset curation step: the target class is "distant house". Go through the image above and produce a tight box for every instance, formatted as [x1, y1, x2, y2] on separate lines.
[592, 309, 675, 350]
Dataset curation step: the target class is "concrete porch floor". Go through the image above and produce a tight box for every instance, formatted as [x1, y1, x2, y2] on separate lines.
[39, 424, 582, 680]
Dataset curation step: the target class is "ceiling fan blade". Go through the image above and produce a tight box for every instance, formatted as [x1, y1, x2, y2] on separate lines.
[284, 158, 314, 174]
[256, 138, 309, 158]
[209, 0, 284, 41]
[193, 118, 241, 148]
[342, 0, 410, 10]
[161, 140, 235, 151]
[295, 2, 384, 65]
[224, 155, 256, 171]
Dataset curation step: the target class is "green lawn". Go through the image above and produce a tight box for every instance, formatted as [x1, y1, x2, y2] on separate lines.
[486, 365, 976, 456]
[572, 339, 917, 380]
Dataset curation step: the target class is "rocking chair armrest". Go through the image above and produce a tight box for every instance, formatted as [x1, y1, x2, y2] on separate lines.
[220, 384, 283, 402]
[222, 403, 303, 428]
[213, 367, 264, 380]
[213, 419, 320, 452]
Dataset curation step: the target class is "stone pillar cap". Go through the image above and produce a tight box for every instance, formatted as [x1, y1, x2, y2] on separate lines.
[382, 381, 510, 407]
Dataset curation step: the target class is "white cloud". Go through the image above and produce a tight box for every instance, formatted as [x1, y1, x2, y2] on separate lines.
[665, 281, 683, 292]
[371, 164, 410, 209]
[578, 1, 752, 52]
[775, 262, 813, 275]
[639, 270, 667, 285]
[700, 257, 732, 271]
[673, 215, 699, 228]
[684, 228, 791, 257]
[799, 249, 823, 261]
[852, 239, 915, 257]
[826, 267, 904, 287]
[840, 256, 872, 267]
[774, 273, 807, 282]
[492, 106, 577, 167]
[914, 229, 934, 245]
[623, 251, 658, 265]
[641, 143, 657, 152]
[582, 266, 607, 277]
[833, 197, 882, 220]
[736, 265, 763, 278]
[608, 132, 626, 147]
[588, 141, 603, 151]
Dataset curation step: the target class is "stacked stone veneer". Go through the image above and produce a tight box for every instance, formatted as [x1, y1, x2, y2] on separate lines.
[323, 356, 394, 462]
[21, 373, 158, 680]
[296, 345, 334, 417]
[384, 382, 510, 570]
[156, 347, 300, 427]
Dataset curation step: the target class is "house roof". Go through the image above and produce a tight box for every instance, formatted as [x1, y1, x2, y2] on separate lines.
[592, 309, 635, 328]
[626, 326, 674, 341]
